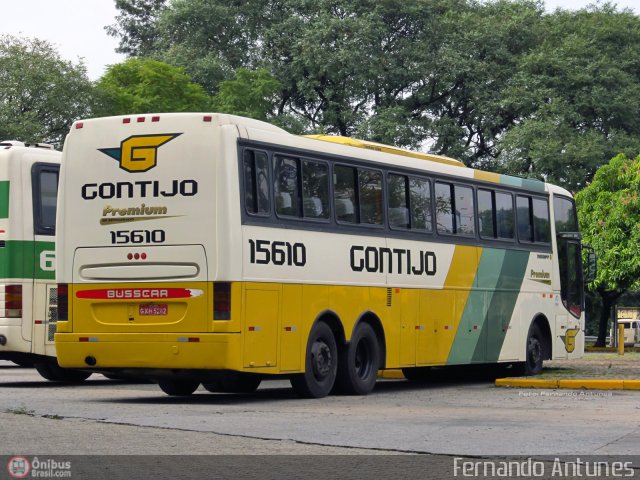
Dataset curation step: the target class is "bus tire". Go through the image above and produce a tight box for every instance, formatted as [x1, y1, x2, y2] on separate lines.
[34, 360, 91, 383]
[335, 323, 380, 395]
[158, 379, 200, 396]
[519, 323, 544, 376]
[203, 373, 261, 393]
[290, 321, 337, 398]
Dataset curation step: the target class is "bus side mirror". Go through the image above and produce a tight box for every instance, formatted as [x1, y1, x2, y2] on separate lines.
[582, 245, 597, 283]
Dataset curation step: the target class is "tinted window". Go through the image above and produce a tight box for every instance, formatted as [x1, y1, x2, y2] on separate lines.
[435, 182, 453, 234]
[553, 196, 578, 233]
[334, 165, 357, 223]
[302, 160, 329, 220]
[243, 150, 270, 216]
[388, 174, 409, 229]
[409, 177, 432, 232]
[477, 189, 494, 238]
[516, 195, 533, 242]
[532, 198, 551, 243]
[38, 170, 58, 231]
[274, 155, 300, 217]
[358, 169, 383, 225]
[454, 185, 475, 236]
[495, 192, 514, 239]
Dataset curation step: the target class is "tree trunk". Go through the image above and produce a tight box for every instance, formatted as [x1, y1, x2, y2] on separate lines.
[595, 289, 622, 347]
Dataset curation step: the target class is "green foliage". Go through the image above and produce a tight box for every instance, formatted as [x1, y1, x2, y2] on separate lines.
[107, 0, 640, 193]
[212, 68, 281, 121]
[576, 153, 640, 345]
[499, 6, 640, 191]
[576, 154, 640, 293]
[94, 58, 211, 115]
[0, 35, 94, 147]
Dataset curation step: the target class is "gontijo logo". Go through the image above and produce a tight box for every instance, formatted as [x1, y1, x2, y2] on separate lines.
[98, 134, 181, 173]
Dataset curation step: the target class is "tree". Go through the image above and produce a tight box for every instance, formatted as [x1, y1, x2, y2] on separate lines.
[0, 35, 94, 147]
[94, 58, 211, 116]
[212, 68, 281, 121]
[498, 5, 640, 191]
[106, 0, 168, 57]
[575, 153, 640, 347]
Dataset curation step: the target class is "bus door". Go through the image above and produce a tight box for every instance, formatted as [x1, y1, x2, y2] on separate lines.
[556, 233, 584, 355]
[30, 163, 59, 355]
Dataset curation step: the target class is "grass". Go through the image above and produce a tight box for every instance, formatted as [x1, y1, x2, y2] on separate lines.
[5, 405, 35, 416]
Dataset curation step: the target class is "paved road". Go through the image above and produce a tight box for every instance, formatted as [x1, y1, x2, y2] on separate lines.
[1, 361, 639, 459]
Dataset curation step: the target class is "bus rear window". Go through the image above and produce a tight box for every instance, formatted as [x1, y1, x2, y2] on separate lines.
[243, 150, 270, 216]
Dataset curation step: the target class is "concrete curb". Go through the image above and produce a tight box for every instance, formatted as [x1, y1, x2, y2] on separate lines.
[495, 378, 640, 390]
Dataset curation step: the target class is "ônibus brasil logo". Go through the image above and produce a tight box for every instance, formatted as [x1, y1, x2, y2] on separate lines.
[98, 133, 181, 173]
[7, 456, 30, 478]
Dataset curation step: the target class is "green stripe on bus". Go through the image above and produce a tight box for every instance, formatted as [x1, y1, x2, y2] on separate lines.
[499, 175, 546, 193]
[0, 240, 56, 280]
[447, 249, 505, 365]
[475, 249, 530, 363]
[0, 181, 9, 218]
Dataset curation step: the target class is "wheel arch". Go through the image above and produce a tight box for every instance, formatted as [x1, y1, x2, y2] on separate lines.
[530, 314, 552, 360]
[313, 309, 346, 348]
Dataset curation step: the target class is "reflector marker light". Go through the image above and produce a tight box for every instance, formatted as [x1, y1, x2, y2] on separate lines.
[284, 326, 297, 332]
[123, 118, 131, 124]
[152, 116, 160, 122]
[178, 337, 200, 343]
[34, 320, 43, 325]
[137, 117, 145, 123]
[248, 326, 261, 332]
[203, 115, 212, 122]
[75, 122, 84, 129]
[79, 337, 99, 342]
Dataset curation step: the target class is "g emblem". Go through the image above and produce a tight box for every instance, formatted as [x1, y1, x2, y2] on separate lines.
[99, 133, 181, 173]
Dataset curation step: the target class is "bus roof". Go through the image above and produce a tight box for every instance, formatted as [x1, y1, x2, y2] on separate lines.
[304, 135, 465, 168]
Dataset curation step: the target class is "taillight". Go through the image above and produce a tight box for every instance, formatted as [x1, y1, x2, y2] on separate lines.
[4, 284, 22, 318]
[214, 282, 231, 320]
[57, 284, 68, 321]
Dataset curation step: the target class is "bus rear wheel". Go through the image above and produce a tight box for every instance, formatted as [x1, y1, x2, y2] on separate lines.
[290, 321, 337, 398]
[335, 323, 380, 395]
[158, 379, 200, 396]
[34, 360, 91, 382]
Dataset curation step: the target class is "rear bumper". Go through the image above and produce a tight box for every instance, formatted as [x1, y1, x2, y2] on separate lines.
[0, 325, 31, 354]
[55, 332, 243, 371]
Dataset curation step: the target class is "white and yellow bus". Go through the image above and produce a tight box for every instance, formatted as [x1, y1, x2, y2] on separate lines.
[0, 141, 90, 381]
[54, 113, 590, 397]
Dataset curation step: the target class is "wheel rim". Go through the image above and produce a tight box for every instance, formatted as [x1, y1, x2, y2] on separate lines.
[354, 338, 372, 379]
[311, 339, 332, 380]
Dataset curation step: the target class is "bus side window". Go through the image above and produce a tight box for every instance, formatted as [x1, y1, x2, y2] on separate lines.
[274, 155, 301, 217]
[301, 160, 330, 220]
[387, 174, 409, 229]
[495, 191, 515, 239]
[409, 176, 432, 232]
[32, 165, 59, 235]
[532, 198, 551, 243]
[243, 150, 270, 216]
[435, 182, 454, 234]
[334, 165, 357, 224]
[454, 185, 475, 236]
[358, 169, 383, 225]
[516, 195, 533, 242]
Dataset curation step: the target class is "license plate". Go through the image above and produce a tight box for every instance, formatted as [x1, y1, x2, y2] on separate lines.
[139, 304, 168, 316]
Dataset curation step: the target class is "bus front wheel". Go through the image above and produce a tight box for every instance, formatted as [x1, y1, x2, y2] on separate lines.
[290, 321, 337, 398]
[158, 379, 200, 396]
[515, 324, 544, 376]
[335, 323, 380, 395]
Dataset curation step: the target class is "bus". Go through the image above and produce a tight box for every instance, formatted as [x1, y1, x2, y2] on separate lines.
[0, 141, 90, 382]
[54, 113, 590, 397]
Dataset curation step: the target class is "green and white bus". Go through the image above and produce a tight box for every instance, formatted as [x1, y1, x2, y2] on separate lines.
[54, 113, 590, 397]
[0, 141, 90, 381]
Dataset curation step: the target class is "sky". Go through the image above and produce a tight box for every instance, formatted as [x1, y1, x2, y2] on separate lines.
[2, 0, 639, 81]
